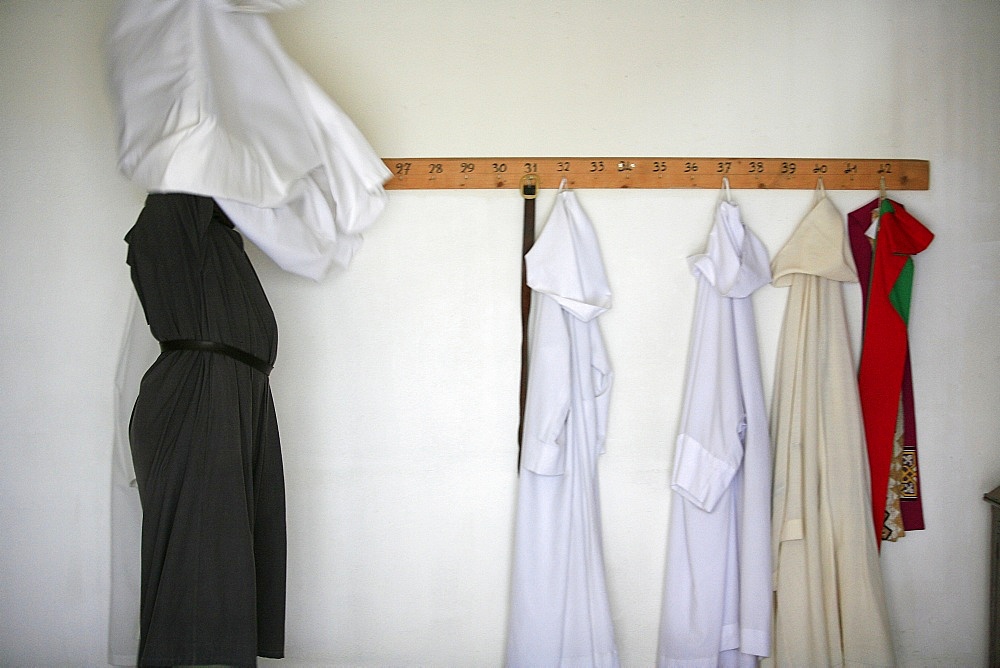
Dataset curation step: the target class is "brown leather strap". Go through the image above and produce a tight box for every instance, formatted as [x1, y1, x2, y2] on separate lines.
[517, 175, 539, 470]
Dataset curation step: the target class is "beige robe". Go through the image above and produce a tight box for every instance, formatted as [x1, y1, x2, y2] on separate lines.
[767, 194, 896, 667]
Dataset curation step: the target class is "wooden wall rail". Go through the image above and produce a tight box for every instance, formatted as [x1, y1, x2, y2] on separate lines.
[382, 157, 929, 191]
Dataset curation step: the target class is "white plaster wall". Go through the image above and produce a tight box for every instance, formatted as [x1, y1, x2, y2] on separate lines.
[1, 1, 998, 665]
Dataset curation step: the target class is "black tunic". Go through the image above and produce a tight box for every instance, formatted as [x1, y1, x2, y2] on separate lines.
[126, 193, 285, 666]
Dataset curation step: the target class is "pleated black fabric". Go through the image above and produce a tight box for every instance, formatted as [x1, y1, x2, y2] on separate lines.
[126, 193, 285, 666]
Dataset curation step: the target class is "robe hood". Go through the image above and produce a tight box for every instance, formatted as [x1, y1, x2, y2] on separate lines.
[526, 191, 612, 322]
[690, 201, 771, 298]
[877, 200, 935, 257]
[771, 195, 858, 287]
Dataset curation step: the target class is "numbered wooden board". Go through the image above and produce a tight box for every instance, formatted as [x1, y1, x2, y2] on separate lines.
[382, 157, 929, 191]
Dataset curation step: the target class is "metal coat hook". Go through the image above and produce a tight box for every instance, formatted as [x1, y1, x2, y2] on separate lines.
[721, 176, 733, 203]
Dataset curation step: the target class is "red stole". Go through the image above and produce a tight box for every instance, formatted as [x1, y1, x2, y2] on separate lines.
[854, 198, 933, 546]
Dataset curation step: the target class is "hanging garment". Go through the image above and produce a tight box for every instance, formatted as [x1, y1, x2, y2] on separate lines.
[849, 199, 925, 539]
[126, 193, 286, 666]
[657, 199, 772, 668]
[506, 190, 618, 668]
[768, 193, 896, 667]
[849, 199, 933, 545]
[107, 0, 391, 280]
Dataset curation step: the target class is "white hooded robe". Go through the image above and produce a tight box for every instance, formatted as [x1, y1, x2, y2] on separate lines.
[657, 200, 773, 668]
[506, 190, 618, 668]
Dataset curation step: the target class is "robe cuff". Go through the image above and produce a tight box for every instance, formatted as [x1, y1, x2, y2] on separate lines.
[521, 433, 567, 476]
[780, 518, 803, 542]
[671, 433, 738, 512]
[739, 627, 771, 659]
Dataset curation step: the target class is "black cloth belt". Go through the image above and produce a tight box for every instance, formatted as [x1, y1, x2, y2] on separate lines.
[160, 339, 273, 376]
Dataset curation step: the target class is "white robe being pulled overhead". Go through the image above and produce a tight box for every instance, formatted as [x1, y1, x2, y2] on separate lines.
[107, 0, 391, 279]
[506, 190, 618, 668]
[658, 200, 773, 668]
[767, 193, 896, 667]
[106, 2, 390, 662]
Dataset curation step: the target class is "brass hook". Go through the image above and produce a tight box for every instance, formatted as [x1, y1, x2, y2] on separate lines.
[520, 173, 539, 200]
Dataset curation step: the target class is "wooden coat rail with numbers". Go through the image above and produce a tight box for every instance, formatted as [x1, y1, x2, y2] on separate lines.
[382, 157, 929, 191]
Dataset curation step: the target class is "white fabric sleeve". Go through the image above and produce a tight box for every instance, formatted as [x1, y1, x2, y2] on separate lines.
[671, 433, 740, 512]
[520, 296, 572, 476]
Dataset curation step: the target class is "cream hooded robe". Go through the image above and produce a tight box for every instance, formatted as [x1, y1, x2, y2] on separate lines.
[767, 193, 896, 667]
[506, 190, 618, 668]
